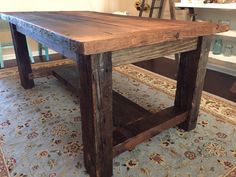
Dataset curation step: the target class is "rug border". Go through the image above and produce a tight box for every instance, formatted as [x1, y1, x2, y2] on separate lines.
[114, 64, 236, 125]
[118, 64, 236, 107]
[0, 146, 10, 177]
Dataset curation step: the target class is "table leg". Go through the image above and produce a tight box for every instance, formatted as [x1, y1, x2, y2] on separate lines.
[9, 23, 34, 89]
[174, 36, 211, 131]
[78, 52, 113, 177]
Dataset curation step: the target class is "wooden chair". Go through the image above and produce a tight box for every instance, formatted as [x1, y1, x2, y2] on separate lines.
[138, 0, 180, 71]
[38, 43, 50, 62]
[0, 39, 35, 68]
[0, 39, 50, 69]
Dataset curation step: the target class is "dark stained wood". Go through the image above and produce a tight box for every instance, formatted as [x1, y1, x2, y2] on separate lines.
[135, 57, 236, 102]
[78, 52, 113, 177]
[174, 36, 211, 131]
[52, 65, 151, 127]
[1, 11, 228, 55]
[51, 64, 188, 158]
[29, 60, 75, 79]
[112, 91, 152, 127]
[52, 64, 80, 93]
[113, 107, 187, 156]
[1, 10, 229, 177]
[9, 23, 34, 89]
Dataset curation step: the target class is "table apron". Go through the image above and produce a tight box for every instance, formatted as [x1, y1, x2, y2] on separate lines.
[112, 38, 198, 66]
[16, 25, 77, 59]
[15, 24, 198, 66]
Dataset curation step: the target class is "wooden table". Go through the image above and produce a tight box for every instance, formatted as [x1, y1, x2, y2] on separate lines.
[0, 11, 228, 177]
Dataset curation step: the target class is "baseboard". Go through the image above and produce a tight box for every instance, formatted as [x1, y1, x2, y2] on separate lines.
[165, 55, 236, 77]
[207, 63, 236, 77]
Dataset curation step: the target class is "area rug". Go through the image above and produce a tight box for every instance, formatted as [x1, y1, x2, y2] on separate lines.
[0, 60, 235, 177]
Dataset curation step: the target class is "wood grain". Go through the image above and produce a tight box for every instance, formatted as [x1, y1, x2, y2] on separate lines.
[51, 64, 188, 159]
[10, 24, 34, 89]
[174, 36, 211, 131]
[78, 52, 113, 177]
[52, 65, 152, 128]
[1, 11, 228, 55]
[112, 38, 197, 66]
[113, 107, 187, 156]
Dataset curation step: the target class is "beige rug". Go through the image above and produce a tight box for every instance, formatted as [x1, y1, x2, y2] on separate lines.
[0, 59, 235, 177]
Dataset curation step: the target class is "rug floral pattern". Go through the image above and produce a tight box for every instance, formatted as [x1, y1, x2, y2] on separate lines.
[0, 61, 235, 177]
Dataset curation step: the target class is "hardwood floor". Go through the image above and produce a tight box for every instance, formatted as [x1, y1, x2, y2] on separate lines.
[135, 58, 236, 102]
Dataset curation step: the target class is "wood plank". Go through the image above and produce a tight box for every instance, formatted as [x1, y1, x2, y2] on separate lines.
[1, 11, 228, 55]
[29, 37, 198, 68]
[113, 107, 187, 157]
[52, 64, 80, 94]
[29, 59, 75, 79]
[112, 91, 152, 127]
[52, 65, 188, 158]
[112, 38, 197, 66]
[9, 23, 34, 89]
[174, 36, 211, 131]
[78, 52, 113, 177]
[52, 65, 152, 127]
[14, 32, 198, 66]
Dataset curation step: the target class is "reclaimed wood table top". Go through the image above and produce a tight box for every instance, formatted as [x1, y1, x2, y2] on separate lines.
[0, 11, 228, 55]
[1, 11, 228, 177]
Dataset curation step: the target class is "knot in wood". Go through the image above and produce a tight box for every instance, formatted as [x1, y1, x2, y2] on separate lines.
[175, 32, 180, 39]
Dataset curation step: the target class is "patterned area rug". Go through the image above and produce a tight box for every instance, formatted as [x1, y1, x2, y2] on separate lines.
[0, 60, 235, 177]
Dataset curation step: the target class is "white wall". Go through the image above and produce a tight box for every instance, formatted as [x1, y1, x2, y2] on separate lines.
[0, 0, 109, 55]
[106, 0, 189, 19]
[0, 0, 109, 30]
[105, 0, 139, 16]
[0, 0, 106, 12]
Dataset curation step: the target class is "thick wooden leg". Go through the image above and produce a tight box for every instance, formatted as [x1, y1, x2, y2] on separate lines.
[78, 52, 113, 177]
[10, 23, 34, 89]
[175, 36, 211, 131]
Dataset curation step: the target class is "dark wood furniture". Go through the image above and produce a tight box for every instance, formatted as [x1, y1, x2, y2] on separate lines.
[0, 11, 228, 177]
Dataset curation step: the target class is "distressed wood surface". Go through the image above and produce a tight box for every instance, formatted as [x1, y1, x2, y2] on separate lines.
[52, 65, 151, 127]
[112, 38, 197, 66]
[10, 24, 34, 89]
[78, 52, 113, 177]
[174, 36, 211, 131]
[1, 11, 228, 55]
[29, 60, 74, 79]
[52, 65, 188, 158]
[113, 107, 187, 156]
